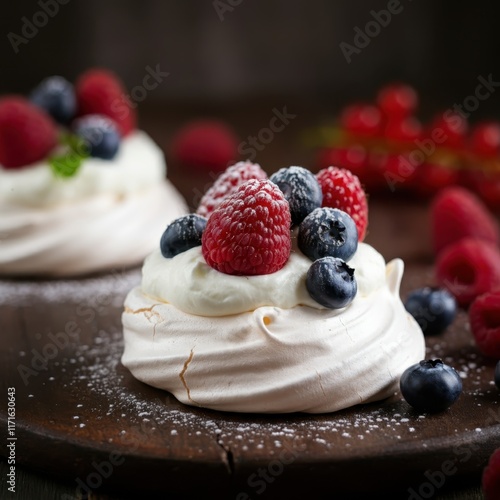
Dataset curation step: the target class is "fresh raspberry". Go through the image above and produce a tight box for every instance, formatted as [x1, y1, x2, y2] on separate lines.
[75, 68, 136, 136]
[316, 166, 368, 241]
[201, 179, 291, 276]
[435, 238, 500, 307]
[172, 120, 238, 171]
[197, 161, 267, 218]
[431, 187, 500, 255]
[483, 447, 500, 500]
[0, 96, 58, 169]
[470, 292, 500, 358]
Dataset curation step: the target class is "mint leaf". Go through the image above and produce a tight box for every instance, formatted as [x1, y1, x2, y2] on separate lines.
[49, 133, 89, 178]
[49, 153, 85, 178]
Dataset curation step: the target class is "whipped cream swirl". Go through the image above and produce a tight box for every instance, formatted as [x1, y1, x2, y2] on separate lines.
[0, 131, 187, 276]
[122, 244, 425, 413]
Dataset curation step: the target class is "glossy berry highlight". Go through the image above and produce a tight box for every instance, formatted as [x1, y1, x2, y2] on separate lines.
[160, 214, 207, 258]
[306, 257, 357, 309]
[270, 165, 322, 226]
[404, 287, 457, 336]
[400, 359, 462, 413]
[298, 207, 358, 263]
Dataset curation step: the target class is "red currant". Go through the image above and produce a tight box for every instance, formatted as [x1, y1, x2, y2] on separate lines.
[429, 112, 468, 150]
[377, 83, 418, 118]
[340, 104, 382, 136]
[470, 122, 500, 157]
[384, 116, 422, 144]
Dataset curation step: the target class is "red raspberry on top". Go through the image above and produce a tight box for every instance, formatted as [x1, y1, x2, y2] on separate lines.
[76, 68, 136, 136]
[431, 187, 500, 255]
[470, 291, 500, 358]
[201, 179, 291, 276]
[197, 161, 267, 218]
[172, 120, 239, 171]
[483, 447, 500, 500]
[316, 166, 368, 241]
[0, 96, 58, 169]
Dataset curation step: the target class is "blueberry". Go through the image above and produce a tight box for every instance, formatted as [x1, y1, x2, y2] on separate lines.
[298, 207, 358, 262]
[495, 361, 500, 390]
[404, 287, 457, 336]
[73, 115, 121, 160]
[30, 76, 76, 124]
[400, 359, 462, 413]
[270, 166, 322, 226]
[160, 214, 207, 258]
[306, 257, 357, 309]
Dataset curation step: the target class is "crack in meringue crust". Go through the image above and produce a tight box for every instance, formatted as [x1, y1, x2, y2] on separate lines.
[0, 131, 187, 276]
[122, 245, 425, 413]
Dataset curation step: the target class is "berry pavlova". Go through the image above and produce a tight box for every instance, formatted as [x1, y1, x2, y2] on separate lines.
[122, 162, 425, 413]
[0, 69, 186, 276]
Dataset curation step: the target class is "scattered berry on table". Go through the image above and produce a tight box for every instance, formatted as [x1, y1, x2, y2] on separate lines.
[404, 287, 457, 336]
[0, 96, 57, 169]
[316, 166, 368, 241]
[201, 179, 291, 276]
[469, 291, 500, 359]
[270, 166, 322, 226]
[73, 114, 121, 160]
[306, 257, 357, 309]
[435, 238, 500, 307]
[160, 214, 207, 258]
[483, 447, 500, 500]
[400, 359, 462, 413]
[172, 120, 238, 172]
[76, 68, 136, 136]
[298, 207, 358, 263]
[431, 186, 500, 255]
[197, 161, 267, 218]
[30, 75, 76, 125]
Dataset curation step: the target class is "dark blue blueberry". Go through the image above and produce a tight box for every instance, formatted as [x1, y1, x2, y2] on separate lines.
[298, 207, 358, 262]
[270, 166, 322, 226]
[495, 361, 500, 390]
[404, 287, 457, 336]
[30, 76, 76, 125]
[400, 359, 462, 413]
[160, 214, 207, 258]
[306, 257, 357, 309]
[73, 115, 121, 160]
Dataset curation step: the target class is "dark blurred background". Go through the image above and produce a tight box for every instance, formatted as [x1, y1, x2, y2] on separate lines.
[2, 0, 500, 193]
[2, 1, 500, 112]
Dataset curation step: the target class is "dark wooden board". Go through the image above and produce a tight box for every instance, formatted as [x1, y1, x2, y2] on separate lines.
[0, 258, 499, 499]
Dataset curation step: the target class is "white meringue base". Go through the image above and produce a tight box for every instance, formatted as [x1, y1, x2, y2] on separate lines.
[0, 181, 187, 277]
[122, 259, 425, 414]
